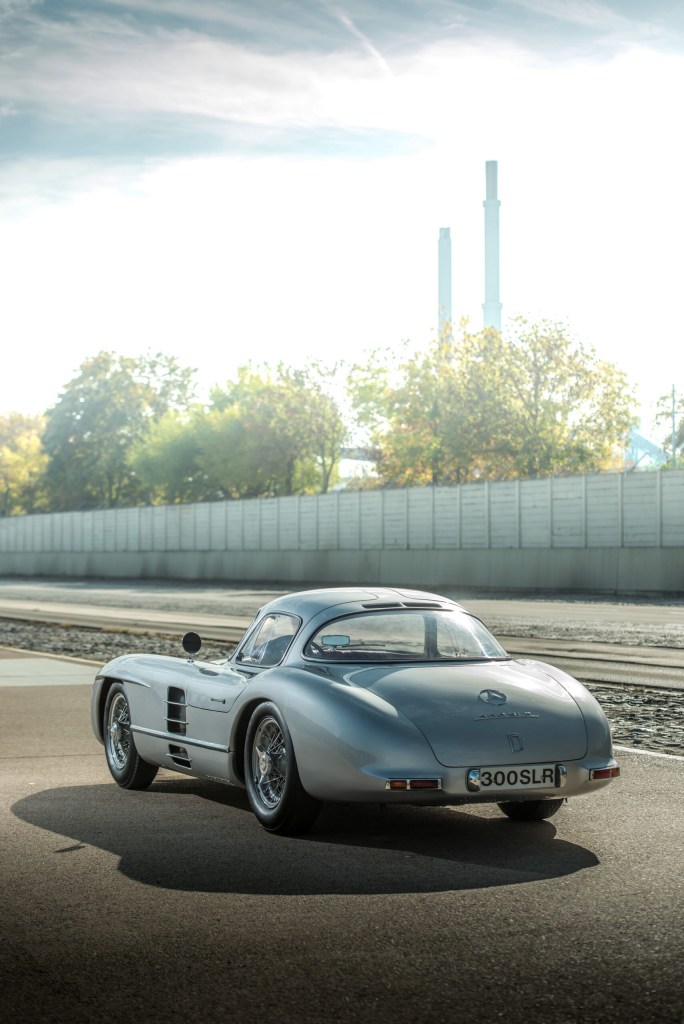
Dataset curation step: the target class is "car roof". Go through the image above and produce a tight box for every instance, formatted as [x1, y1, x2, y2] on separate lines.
[258, 586, 465, 623]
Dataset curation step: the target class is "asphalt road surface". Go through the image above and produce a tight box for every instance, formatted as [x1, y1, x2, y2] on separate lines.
[1, 663, 683, 1023]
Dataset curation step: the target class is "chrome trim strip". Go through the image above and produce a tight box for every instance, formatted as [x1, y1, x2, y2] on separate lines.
[131, 724, 229, 753]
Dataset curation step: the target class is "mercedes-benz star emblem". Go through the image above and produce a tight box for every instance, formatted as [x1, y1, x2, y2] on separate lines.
[478, 689, 507, 705]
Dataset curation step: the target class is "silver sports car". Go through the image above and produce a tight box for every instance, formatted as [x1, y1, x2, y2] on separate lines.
[91, 587, 620, 835]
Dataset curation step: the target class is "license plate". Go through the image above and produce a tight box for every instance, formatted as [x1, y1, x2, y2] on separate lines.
[467, 763, 560, 793]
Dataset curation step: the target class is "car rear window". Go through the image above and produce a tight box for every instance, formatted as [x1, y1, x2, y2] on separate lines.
[303, 609, 508, 662]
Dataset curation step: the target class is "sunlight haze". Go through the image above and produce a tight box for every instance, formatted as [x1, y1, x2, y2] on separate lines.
[2, 0, 683, 439]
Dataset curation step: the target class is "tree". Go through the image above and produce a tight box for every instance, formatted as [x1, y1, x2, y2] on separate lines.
[126, 409, 206, 504]
[296, 362, 348, 494]
[348, 335, 473, 486]
[127, 362, 348, 502]
[350, 320, 637, 485]
[462, 319, 637, 479]
[42, 351, 196, 510]
[654, 387, 684, 466]
[0, 414, 48, 515]
[203, 363, 347, 498]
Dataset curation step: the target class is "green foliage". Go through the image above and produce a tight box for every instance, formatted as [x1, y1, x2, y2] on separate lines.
[348, 336, 471, 486]
[350, 320, 637, 484]
[202, 363, 347, 497]
[127, 409, 206, 504]
[127, 362, 348, 502]
[467, 320, 637, 479]
[4, 321, 642, 513]
[0, 414, 48, 515]
[42, 351, 196, 510]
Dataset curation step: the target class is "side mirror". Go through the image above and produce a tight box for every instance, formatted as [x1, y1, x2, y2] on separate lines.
[182, 631, 202, 660]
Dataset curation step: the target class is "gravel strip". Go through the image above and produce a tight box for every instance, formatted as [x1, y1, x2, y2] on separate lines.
[585, 683, 684, 757]
[0, 620, 231, 665]
[1, 619, 682, 758]
[477, 616, 684, 650]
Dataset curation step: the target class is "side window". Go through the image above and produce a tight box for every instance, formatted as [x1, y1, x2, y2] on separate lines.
[236, 613, 298, 667]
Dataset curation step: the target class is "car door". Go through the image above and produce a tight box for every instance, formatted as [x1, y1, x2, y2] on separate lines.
[182, 664, 247, 780]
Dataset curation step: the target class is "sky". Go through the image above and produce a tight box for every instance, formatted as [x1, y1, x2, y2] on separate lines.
[2, 0, 684, 440]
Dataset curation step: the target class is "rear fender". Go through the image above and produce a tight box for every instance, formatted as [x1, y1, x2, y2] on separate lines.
[247, 669, 437, 801]
[538, 662, 613, 757]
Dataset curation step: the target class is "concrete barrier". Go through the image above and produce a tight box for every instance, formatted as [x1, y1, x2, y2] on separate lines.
[1, 471, 683, 594]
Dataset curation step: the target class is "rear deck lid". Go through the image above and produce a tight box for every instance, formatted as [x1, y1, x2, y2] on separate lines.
[350, 659, 588, 766]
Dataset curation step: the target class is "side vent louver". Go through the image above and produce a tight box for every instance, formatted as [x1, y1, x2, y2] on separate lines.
[166, 689, 191, 768]
[166, 686, 187, 735]
[168, 744, 192, 769]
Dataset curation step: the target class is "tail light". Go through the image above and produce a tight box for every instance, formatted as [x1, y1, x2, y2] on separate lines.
[385, 778, 442, 791]
[589, 766, 620, 780]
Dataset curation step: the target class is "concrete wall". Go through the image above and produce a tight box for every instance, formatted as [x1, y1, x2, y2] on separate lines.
[1, 471, 683, 594]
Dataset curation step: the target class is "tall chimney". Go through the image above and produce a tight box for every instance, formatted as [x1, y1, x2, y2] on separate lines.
[438, 226, 452, 337]
[482, 160, 502, 331]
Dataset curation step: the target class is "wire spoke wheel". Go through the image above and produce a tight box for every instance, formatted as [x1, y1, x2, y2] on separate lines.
[244, 702, 321, 835]
[103, 682, 158, 790]
[107, 692, 132, 770]
[252, 716, 288, 809]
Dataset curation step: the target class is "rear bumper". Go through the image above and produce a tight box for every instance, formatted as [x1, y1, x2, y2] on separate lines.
[316, 756, 621, 804]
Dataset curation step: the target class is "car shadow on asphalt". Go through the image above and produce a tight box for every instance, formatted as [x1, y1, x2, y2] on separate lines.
[11, 776, 599, 895]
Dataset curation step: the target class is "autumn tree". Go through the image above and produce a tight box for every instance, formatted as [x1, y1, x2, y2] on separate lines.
[0, 414, 48, 515]
[350, 320, 636, 485]
[348, 335, 472, 486]
[42, 351, 196, 510]
[462, 320, 637, 479]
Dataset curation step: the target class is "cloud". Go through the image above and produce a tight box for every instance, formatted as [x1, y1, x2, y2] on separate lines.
[1, 0, 681, 188]
[0, 6, 683, 420]
[0, 2, 424, 165]
[325, 3, 393, 76]
[513, 0, 641, 31]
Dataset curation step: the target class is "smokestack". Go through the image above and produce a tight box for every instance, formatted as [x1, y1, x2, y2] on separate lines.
[438, 226, 452, 337]
[482, 160, 502, 331]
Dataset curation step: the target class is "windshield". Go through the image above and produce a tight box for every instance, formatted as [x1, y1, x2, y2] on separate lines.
[303, 609, 509, 663]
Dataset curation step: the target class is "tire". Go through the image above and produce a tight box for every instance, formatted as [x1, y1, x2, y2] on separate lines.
[104, 682, 158, 790]
[244, 702, 321, 835]
[497, 798, 564, 821]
